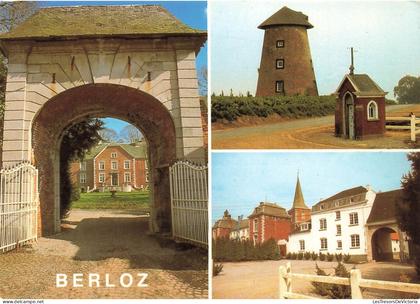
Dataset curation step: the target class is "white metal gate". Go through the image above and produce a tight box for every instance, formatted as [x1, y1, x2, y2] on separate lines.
[0, 162, 39, 253]
[170, 160, 208, 247]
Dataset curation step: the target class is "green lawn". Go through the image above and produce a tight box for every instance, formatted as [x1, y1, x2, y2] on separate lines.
[71, 191, 150, 210]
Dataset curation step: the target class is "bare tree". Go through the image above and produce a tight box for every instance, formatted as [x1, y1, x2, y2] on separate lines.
[98, 128, 118, 142]
[198, 66, 208, 96]
[120, 125, 143, 143]
[0, 1, 39, 32]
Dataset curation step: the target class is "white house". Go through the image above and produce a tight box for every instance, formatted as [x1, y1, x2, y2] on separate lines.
[229, 218, 250, 241]
[288, 185, 376, 262]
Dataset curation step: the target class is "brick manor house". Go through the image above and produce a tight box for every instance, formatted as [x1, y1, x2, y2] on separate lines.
[213, 176, 412, 262]
[71, 141, 148, 192]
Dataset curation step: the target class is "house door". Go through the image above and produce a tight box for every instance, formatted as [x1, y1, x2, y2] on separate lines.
[347, 104, 355, 139]
[111, 173, 118, 186]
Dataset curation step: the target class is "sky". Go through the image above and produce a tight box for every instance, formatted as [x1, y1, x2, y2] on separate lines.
[211, 0, 420, 98]
[41, 1, 207, 133]
[212, 151, 412, 222]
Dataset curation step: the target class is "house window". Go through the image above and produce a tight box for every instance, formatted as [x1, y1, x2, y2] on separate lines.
[337, 240, 342, 249]
[335, 211, 341, 220]
[80, 161, 86, 171]
[99, 173, 105, 183]
[99, 161, 105, 170]
[276, 59, 284, 69]
[299, 240, 305, 251]
[367, 100, 378, 120]
[319, 218, 327, 230]
[336, 224, 342, 236]
[80, 173, 86, 184]
[320, 238, 328, 250]
[111, 152, 117, 158]
[124, 172, 131, 183]
[124, 160, 130, 169]
[351, 234, 360, 248]
[146, 172, 149, 183]
[111, 161, 118, 170]
[275, 80, 284, 93]
[276, 40, 284, 48]
[301, 223, 308, 231]
[349, 212, 359, 225]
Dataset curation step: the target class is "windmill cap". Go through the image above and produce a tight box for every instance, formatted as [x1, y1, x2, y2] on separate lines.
[258, 6, 313, 29]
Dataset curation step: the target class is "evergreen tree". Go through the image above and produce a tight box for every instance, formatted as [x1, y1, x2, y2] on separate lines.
[396, 152, 420, 277]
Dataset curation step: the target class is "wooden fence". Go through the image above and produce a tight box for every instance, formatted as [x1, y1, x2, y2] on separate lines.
[279, 262, 420, 299]
[169, 160, 208, 247]
[386, 114, 420, 142]
[0, 162, 39, 253]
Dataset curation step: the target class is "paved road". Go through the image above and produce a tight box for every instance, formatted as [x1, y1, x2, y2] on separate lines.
[0, 209, 208, 299]
[212, 105, 419, 149]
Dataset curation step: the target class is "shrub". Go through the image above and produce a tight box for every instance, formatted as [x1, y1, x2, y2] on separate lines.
[211, 95, 336, 122]
[328, 263, 351, 299]
[312, 263, 331, 296]
[291, 252, 297, 260]
[327, 253, 334, 262]
[335, 253, 343, 262]
[286, 252, 291, 259]
[311, 252, 318, 261]
[343, 254, 351, 263]
[213, 263, 223, 277]
[298, 252, 304, 260]
[319, 252, 326, 261]
[304, 251, 311, 260]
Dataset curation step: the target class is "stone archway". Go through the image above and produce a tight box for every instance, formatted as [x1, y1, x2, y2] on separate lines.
[371, 227, 399, 262]
[32, 83, 176, 236]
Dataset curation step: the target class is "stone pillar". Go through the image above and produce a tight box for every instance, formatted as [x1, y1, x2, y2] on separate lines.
[175, 49, 205, 163]
[2, 46, 32, 167]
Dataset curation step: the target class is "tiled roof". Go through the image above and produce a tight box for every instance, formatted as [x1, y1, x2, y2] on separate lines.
[336, 74, 386, 97]
[231, 219, 250, 231]
[258, 6, 313, 29]
[312, 186, 369, 212]
[84, 142, 147, 160]
[367, 189, 403, 224]
[0, 5, 206, 40]
[292, 176, 309, 209]
[249, 202, 290, 218]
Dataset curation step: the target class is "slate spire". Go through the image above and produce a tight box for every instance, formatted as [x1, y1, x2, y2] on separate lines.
[292, 174, 309, 209]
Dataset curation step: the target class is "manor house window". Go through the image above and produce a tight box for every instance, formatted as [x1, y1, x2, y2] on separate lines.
[299, 240, 305, 251]
[320, 238, 328, 250]
[319, 218, 327, 230]
[349, 212, 359, 225]
[351, 234, 360, 248]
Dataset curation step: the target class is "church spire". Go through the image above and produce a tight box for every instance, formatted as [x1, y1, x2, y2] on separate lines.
[292, 174, 309, 209]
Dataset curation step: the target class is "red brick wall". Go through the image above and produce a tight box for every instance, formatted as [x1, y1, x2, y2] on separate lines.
[214, 227, 231, 239]
[335, 78, 385, 138]
[250, 215, 291, 243]
[289, 208, 311, 227]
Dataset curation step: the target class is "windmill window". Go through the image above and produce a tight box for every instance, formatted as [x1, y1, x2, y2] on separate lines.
[275, 80, 284, 93]
[276, 40, 285, 48]
[276, 59, 284, 69]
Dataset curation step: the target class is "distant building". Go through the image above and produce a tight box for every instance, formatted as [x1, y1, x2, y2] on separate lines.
[335, 53, 387, 139]
[229, 217, 250, 241]
[249, 202, 291, 247]
[288, 175, 311, 231]
[256, 6, 318, 97]
[71, 141, 148, 192]
[288, 185, 376, 262]
[212, 210, 237, 239]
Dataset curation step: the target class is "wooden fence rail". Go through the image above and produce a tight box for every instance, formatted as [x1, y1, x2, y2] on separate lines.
[279, 262, 420, 299]
[385, 114, 420, 142]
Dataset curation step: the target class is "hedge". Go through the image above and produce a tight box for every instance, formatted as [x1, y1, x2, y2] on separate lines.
[211, 95, 336, 122]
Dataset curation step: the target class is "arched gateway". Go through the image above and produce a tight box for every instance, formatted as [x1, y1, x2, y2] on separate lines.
[0, 5, 207, 236]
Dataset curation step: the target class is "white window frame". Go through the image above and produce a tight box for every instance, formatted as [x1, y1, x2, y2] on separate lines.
[337, 240, 342, 250]
[319, 218, 327, 230]
[320, 238, 328, 250]
[99, 161, 105, 170]
[276, 59, 284, 69]
[299, 240, 305, 251]
[254, 219, 258, 232]
[80, 173, 86, 184]
[349, 212, 359, 226]
[335, 211, 341, 220]
[275, 80, 284, 93]
[351, 234, 360, 248]
[111, 152, 117, 158]
[276, 40, 284, 48]
[301, 223, 309, 231]
[367, 100, 379, 120]
[111, 161, 118, 170]
[99, 173, 105, 183]
[124, 172, 131, 183]
[124, 160, 130, 169]
[80, 161, 86, 171]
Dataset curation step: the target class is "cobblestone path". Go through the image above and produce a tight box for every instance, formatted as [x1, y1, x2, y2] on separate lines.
[0, 210, 208, 299]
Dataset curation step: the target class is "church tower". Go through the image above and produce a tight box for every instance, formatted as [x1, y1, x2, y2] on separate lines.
[256, 6, 318, 97]
[288, 174, 311, 229]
